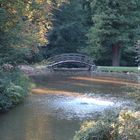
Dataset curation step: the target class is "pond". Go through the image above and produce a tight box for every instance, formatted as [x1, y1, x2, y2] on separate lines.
[0, 72, 139, 140]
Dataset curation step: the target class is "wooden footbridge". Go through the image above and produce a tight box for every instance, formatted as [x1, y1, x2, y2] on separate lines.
[46, 53, 96, 71]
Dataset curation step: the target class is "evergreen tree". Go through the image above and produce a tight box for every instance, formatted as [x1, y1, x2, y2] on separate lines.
[136, 40, 140, 65]
[46, 0, 89, 56]
[87, 0, 140, 66]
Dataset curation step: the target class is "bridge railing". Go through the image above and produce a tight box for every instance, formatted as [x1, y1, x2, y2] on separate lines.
[47, 53, 94, 65]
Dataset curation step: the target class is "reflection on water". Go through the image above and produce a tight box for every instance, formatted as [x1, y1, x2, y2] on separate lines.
[0, 72, 139, 140]
[75, 97, 114, 106]
[0, 95, 79, 140]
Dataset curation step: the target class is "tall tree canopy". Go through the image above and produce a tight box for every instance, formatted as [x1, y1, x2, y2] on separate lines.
[46, 0, 89, 56]
[0, 0, 53, 64]
[86, 0, 140, 66]
[1, 0, 139, 66]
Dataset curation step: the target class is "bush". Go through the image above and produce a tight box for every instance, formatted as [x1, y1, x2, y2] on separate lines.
[0, 68, 30, 112]
[73, 110, 140, 140]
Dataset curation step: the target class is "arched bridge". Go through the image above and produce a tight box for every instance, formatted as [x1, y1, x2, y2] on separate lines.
[46, 53, 96, 71]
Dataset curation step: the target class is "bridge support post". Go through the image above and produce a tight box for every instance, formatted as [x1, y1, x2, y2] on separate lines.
[90, 65, 96, 71]
[47, 65, 54, 72]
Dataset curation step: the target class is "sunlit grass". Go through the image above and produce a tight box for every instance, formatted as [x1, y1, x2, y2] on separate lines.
[98, 66, 138, 73]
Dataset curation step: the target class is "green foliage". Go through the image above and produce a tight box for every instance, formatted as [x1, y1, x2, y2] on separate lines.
[0, 0, 55, 112]
[136, 40, 140, 64]
[85, 0, 140, 66]
[46, 0, 89, 56]
[0, 6, 35, 65]
[0, 69, 31, 112]
[74, 121, 114, 140]
[0, 0, 55, 65]
[73, 110, 140, 140]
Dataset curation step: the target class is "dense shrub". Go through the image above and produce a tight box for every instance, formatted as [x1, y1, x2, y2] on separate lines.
[73, 110, 140, 140]
[0, 68, 30, 112]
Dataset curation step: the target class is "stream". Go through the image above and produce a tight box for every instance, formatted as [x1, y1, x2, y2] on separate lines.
[0, 72, 139, 140]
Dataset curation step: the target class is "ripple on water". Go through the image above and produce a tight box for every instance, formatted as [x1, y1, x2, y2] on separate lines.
[26, 94, 134, 120]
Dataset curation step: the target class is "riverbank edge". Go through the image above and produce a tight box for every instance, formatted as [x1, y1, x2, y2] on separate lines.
[19, 65, 139, 75]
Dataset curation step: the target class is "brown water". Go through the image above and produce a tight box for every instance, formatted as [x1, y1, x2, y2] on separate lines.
[0, 72, 139, 140]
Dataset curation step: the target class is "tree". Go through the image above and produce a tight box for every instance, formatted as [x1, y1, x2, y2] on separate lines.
[46, 0, 89, 56]
[0, 0, 55, 111]
[87, 0, 140, 66]
[136, 40, 140, 65]
[0, 0, 29, 64]
[0, 0, 53, 65]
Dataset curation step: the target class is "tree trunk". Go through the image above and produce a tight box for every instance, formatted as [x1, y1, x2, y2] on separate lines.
[112, 44, 121, 66]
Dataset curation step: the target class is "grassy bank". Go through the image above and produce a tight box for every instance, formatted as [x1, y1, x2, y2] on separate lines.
[97, 66, 138, 73]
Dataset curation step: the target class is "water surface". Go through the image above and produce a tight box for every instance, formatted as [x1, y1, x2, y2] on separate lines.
[0, 72, 139, 140]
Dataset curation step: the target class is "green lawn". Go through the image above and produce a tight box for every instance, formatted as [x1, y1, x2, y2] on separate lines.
[97, 66, 138, 73]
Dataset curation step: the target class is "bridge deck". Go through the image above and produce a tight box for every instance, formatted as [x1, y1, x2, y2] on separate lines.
[47, 53, 96, 71]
